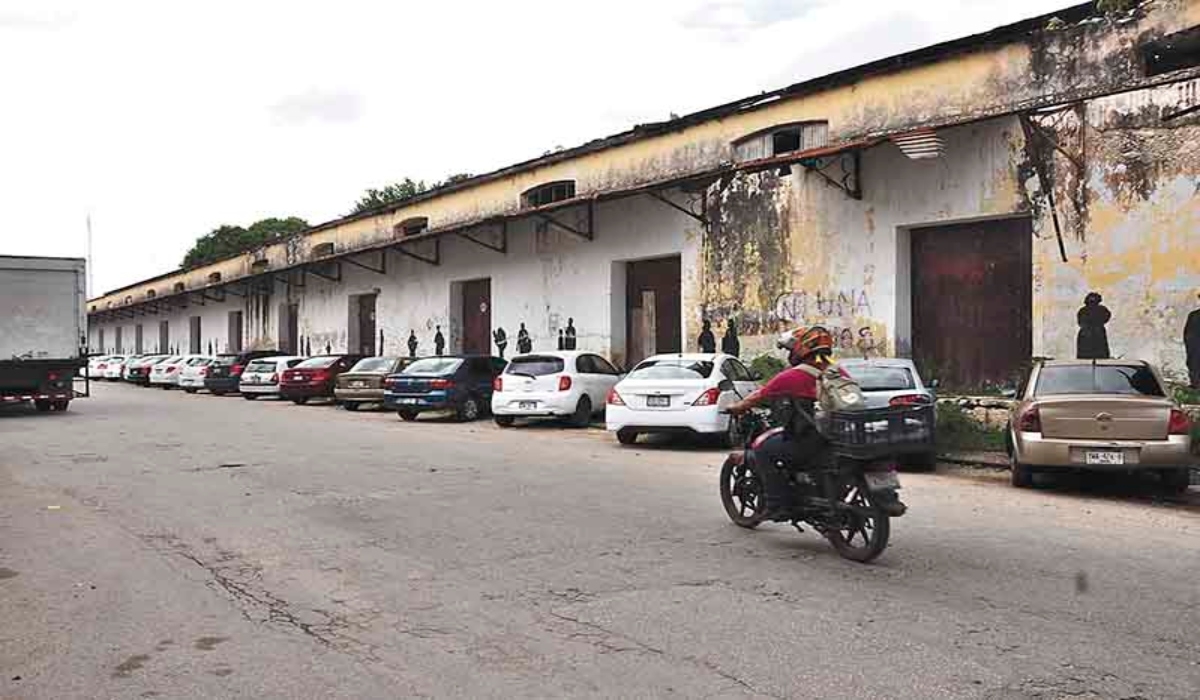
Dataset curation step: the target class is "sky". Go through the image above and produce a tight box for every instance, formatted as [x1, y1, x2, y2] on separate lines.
[0, 0, 1071, 297]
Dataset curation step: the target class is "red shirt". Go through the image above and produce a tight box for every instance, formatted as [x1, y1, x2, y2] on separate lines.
[754, 364, 849, 402]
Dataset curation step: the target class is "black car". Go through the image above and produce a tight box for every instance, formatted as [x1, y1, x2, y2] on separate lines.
[383, 355, 506, 421]
[204, 350, 283, 395]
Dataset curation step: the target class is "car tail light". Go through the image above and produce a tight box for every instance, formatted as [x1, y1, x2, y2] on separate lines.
[606, 388, 625, 406]
[1017, 406, 1041, 433]
[692, 387, 722, 406]
[430, 378, 454, 390]
[889, 394, 931, 406]
[167, 366, 179, 374]
[558, 375, 572, 391]
[198, 367, 208, 377]
[231, 364, 244, 377]
[311, 370, 330, 382]
[493, 377, 503, 392]
[1168, 408, 1190, 435]
[47, 372, 59, 381]
[268, 373, 278, 383]
[98, 363, 106, 370]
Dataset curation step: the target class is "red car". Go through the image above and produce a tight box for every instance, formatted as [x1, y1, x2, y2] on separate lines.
[279, 355, 364, 405]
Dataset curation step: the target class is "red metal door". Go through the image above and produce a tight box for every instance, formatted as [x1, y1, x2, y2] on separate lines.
[462, 279, 491, 354]
[911, 218, 1032, 391]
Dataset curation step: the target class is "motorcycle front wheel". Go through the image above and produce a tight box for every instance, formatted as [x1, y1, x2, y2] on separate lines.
[720, 456, 766, 529]
[825, 477, 891, 563]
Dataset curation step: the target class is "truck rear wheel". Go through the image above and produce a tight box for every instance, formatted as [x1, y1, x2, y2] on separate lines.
[52, 400, 69, 411]
[34, 399, 51, 412]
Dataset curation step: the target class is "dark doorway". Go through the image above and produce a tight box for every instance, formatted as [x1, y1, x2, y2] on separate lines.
[354, 293, 378, 355]
[911, 217, 1032, 390]
[461, 278, 492, 354]
[189, 316, 202, 354]
[98, 328, 105, 353]
[279, 303, 299, 354]
[115, 327, 123, 354]
[227, 311, 244, 353]
[158, 321, 169, 353]
[626, 256, 682, 366]
[135, 324, 144, 354]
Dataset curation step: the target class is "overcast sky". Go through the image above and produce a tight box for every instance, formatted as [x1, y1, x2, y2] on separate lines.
[0, 0, 1068, 296]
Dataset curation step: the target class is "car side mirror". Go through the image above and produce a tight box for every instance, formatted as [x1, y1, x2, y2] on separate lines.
[750, 371, 763, 381]
[717, 379, 735, 392]
[929, 379, 940, 389]
[1001, 387, 1017, 399]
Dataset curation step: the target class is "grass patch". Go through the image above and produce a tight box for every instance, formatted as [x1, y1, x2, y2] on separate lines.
[936, 403, 1007, 453]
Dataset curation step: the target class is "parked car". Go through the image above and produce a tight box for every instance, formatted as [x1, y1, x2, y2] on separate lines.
[178, 356, 217, 393]
[204, 350, 283, 396]
[149, 355, 205, 388]
[102, 354, 134, 380]
[606, 353, 760, 446]
[334, 356, 410, 411]
[838, 357, 938, 468]
[84, 355, 115, 378]
[239, 355, 306, 400]
[123, 354, 169, 384]
[279, 354, 364, 405]
[383, 355, 506, 422]
[491, 351, 623, 427]
[1007, 359, 1193, 491]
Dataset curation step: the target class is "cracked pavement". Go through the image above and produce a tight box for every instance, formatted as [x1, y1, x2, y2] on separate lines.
[1, 384, 1198, 699]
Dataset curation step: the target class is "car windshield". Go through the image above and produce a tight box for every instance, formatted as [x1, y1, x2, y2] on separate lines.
[628, 359, 714, 380]
[403, 358, 463, 375]
[350, 357, 397, 373]
[186, 357, 211, 366]
[506, 356, 565, 377]
[296, 356, 340, 369]
[212, 356, 237, 367]
[843, 365, 915, 391]
[1035, 364, 1164, 397]
[246, 360, 276, 373]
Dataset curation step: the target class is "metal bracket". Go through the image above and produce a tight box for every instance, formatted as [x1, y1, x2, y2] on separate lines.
[458, 221, 507, 254]
[799, 151, 862, 200]
[534, 201, 593, 241]
[645, 190, 708, 228]
[275, 270, 305, 289]
[343, 250, 387, 275]
[224, 282, 246, 298]
[201, 287, 226, 303]
[1163, 102, 1200, 122]
[393, 238, 440, 266]
[305, 261, 342, 282]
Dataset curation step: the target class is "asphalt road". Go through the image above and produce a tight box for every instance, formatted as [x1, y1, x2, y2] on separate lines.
[2, 384, 1198, 700]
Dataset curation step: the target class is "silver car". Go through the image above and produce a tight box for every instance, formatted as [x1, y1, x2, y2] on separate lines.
[839, 358, 937, 468]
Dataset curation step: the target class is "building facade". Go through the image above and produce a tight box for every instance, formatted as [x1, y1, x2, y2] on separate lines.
[88, 1, 1200, 389]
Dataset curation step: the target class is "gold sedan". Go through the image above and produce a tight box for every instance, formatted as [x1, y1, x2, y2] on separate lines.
[1007, 360, 1194, 492]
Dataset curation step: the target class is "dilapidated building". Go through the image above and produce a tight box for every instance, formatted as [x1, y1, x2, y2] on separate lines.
[88, 1, 1200, 390]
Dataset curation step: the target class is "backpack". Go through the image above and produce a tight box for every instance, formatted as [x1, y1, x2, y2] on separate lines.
[799, 363, 867, 413]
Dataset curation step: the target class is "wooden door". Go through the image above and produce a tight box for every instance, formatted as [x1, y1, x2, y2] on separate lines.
[358, 294, 377, 355]
[626, 256, 681, 366]
[911, 217, 1032, 390]
[461, 279, 491, 354]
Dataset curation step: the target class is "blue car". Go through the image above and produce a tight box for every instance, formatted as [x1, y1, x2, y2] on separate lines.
[384, 355, 507, 422]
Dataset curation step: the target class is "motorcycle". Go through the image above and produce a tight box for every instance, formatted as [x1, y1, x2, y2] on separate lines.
[718, 387, 924, 563]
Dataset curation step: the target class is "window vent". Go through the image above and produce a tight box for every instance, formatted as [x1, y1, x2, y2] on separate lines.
[733, 122, 829, 163]
[522, 181, 576, 209]
[251, 259, 270, 273]
[173, 282, 186, 293]
[146, 289, 156, 299]
[394, 217, 429, 237]
[890, 129, 944, 160]
[207, 271, 222, 284]
[312, 241, 336, 257]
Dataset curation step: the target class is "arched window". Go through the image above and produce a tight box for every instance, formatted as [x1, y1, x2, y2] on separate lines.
[732, 121, 829, 162]
[251, 259, 270, 273]
[312, 242, 336, 257]
[173, 282, 186, 293]
[521, 180, 575, 209]
[394, 217, 429, 237]
[124, 295, 133, 305]
[207, 271, 222, 284]
[146, 289, 156, 299]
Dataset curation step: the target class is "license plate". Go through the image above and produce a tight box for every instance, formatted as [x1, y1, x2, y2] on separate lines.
[519, 401, 537, 410]
[398, 398, 419, 405]
[1086, 450, 1124, 465]
[864, 471, 900, 491]
[351, 381, 367, 388]
[647, 395, 670, 408]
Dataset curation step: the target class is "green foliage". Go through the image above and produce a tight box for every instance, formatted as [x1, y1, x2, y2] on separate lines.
[180, 216, 309, 269]
[350, 178, 431, 215]
[1170, 383, 1200, 406]
[749, 353, 786, 381]
[935, 403, 1006, 452]
[1097, 0, 1138, 14]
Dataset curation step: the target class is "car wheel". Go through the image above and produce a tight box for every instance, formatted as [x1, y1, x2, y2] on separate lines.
[34, 399, 51, 413]
[1011, 455, 1034, 488]
[1160, 468, 1192, 494]
[569, 396, 592, 428]
[494, 415, 515, 428]
[457, 396, 481, 422]
[52, 400, 69, 412]
[901, 452, 938, 471]
[243, 394, 258, 401]
[398, 410, 419, 422]
[342, 402, 359, 412]
[616, 428, 639, 445]
[184, 388, 197, 394]
[211, 391, 226, 397]
[292, 397, 309, 406]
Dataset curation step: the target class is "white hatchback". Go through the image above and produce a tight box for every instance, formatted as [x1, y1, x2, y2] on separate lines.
[491, 351, 623, 427]
[239, 356, 306, 399]
[102, 354, 133, 380]
[177, 356, 217, 392]
[605, 353, 760, 446]
[149, 355, 205, 387]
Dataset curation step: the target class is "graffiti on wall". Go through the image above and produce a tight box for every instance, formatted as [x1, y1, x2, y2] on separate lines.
[773, 289, 872, 322]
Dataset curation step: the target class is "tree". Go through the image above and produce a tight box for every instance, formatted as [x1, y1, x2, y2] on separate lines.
[180, 216, 310, 269]
[350, 178, 430, 215]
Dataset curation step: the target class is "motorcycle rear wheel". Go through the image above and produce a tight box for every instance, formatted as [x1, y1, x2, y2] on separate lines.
[720, 456, 766, 529]
[825, 478, 891, 563]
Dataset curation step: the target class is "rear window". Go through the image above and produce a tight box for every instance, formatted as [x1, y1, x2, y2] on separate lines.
[844, 365, 914, 391]
[350, 357, 396, 372]
[213, 355, 237, 367]
[1035, 364, 1164, 397]
[403, 358, 463, 375]
[506, 356, 565, 377]
[629, 359, 714, 380]
[186, 357, 212, 366]
[245, 360, 276, 373]
[296, 356, 340, 369]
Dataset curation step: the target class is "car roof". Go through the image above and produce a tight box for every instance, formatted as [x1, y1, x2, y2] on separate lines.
[639, 353, 728, 362]
[839, 357, 918, 369]
[510, 351, 587, 359]
[1037, 359, 1152, 368]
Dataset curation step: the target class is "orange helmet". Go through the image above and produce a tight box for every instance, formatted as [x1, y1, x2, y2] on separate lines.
[777, 326, 834, 365]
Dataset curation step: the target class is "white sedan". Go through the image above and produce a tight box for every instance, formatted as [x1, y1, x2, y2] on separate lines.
[239, 356, 306, 399]
[149, 355, 206, 388]
[177, 356, 217, 393]
[491, 351, 623, 427]
[102, 354, 133, 380]
[605, 353, 760, 446]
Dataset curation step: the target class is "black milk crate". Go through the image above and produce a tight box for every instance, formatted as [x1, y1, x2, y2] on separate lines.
[826, 405, 935, 459]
